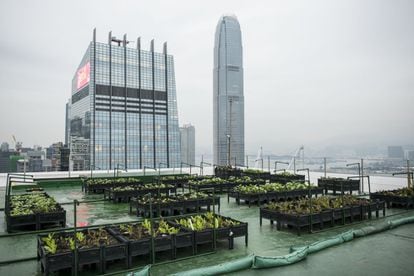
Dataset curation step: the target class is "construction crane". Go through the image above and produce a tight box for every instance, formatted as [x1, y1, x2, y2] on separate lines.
[12, 135, 19, 152]
[287, 145, 305, 171]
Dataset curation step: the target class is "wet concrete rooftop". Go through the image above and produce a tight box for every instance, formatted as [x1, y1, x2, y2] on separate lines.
[0, 170, 413, 275]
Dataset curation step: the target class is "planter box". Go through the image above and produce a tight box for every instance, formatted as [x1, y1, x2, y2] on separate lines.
[215, 166, 242, 179]
[371, 191, 414, 209]
[260, 200, 386, 235]
[38, 230, 127, 275]
[106, 226, 151, 268]
[318, 178, 360, 195]
[185, 182, 231, 193]
[37, 238, 74, 276]
[270, 174, 306, 184]
[228, 188, 324, 207]
[172, 214, 248, 252]
[105, 186, 176, 203]
[242, 171, 271, 180]
[107, 223, 193, 267]
[83, 179, 143, 194]
[130, 196, 221, 217]
[6, 193, 66, 233]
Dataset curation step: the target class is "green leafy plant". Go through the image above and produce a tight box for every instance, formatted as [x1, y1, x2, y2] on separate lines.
[42, 233, 57, 254]
[265, 195, 371, 215]
[175, 212, 240, 231]
[10, 193, 59, 217]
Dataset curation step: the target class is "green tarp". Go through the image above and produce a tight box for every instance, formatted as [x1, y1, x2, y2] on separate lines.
[253, 247, 308, 269]
[171, 255, 254, 276]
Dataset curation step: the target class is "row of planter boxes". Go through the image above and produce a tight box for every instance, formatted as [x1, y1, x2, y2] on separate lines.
[214, 166, 242, 179]
[129, 195, 221, 217]
[106, 224, 194, 268]
[260, 200, 386, 235]
[37, 215, 248, 275]
[317, 178, 360, 195]
[157, 176, 192, 188]
[242, 171, 272, 180]
[270, 174, 306, 184]
[241, 171, 307, 183]
[82, 178, 144, 194]
[228, 187, 324, 207]
[185, 179, 266, 193]
[103, 185, 177, 203]
[370, 191, 414, 209]
[37, 229, 130, 276]
[6, 192, 66, 233]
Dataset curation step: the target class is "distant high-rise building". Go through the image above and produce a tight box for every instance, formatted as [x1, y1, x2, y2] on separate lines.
[46, 142, 64, 171]
[1, 142, 9, 152]
[65, 101, 71, 146]
[388, 146, 404, 159]
[407, 150, 414, 161]
[68, 29, 181, 170]
[0, 151, 13, 173]
[180, 124, 195, 166]
[60, 146, 70, 171]
[213, 15, 244, 166]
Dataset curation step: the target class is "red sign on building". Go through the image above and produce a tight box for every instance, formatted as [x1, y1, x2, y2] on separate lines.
[76, 62, 90, 90]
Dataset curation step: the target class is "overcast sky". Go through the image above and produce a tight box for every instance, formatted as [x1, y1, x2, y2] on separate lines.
[0, 0, 413, 156]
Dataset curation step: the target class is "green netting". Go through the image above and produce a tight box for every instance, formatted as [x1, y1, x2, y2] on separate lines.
[126, 265, 151, 276]
[171, 254, 254, 276]
[341, 230, 354, 242]
[307, 236, 343, 254]
[252, 247, 308, 269]
[389, 216, 414, 228]
[353, 222, 391, 238]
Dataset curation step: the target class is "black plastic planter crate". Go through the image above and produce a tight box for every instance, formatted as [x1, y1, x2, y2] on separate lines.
[318, 178, 360, 195]
[242, 171, 271, 180]
[7, 194, 66, 232]
[7, 213, 37, 229]
[37, 236, 74, 275]
[85, 180, 143, 194]
[193, 229, 215, 246]
[76, 242, 127, 273]
[270, 174, 306, 184]
[106, 226, 152, 268]
[227, 191, 264, 207]
[38, 230, 127, 275]
[260, 200, 386, 235]
[38, 208, 66, 226]
[229, 188, 323, 207]
[371, 192, 414, 208]
[108, 186, 176, 203]
[154, 235, 172, 252]
[214, 166, 242, 178]
[173, 215, 248, 251]
[186, 182, 230, 193]
[131, 195, 220, 218]
[174, 231, 194, 251]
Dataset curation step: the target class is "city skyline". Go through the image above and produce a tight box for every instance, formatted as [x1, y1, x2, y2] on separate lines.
[0, 0, 413, 157]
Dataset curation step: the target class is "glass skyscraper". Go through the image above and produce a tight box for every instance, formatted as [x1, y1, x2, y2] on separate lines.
[213, 15, 245, 166]
[68, 29, 181, 170]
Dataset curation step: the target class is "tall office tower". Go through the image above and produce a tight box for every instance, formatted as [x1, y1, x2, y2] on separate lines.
[388, 146, 404, 159]
[180, 124, 195, 166]
[64, 101, 70, 146]
[213, 15, 244, 166]
[68, 29, 181, 170]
